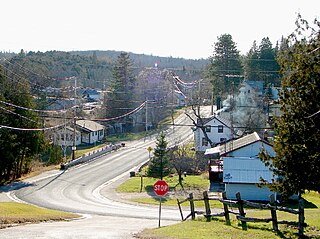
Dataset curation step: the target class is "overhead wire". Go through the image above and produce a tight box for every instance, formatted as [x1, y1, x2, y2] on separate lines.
[0, 120, 71, 131]
[0, 105, 38, 124]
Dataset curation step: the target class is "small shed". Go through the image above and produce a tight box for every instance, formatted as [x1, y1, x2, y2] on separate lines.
[223, 156, 275, 201]
[205, 132, 276, 201]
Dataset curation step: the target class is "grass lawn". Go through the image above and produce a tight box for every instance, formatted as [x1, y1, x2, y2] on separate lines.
[116, 174, 221, 207]
[118, 175, 320, 238]
[0, 202, 79, 228]
[136, 191, 320, 239]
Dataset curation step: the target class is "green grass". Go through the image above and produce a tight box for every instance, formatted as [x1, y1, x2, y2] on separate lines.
[116, 174, 224, 207]
[137, 219, 284, 239]
[118, 175, 320, 238]
[136, 191, 320, 239]
[0, 202, 79, 228]
[117, 174, 210, 193]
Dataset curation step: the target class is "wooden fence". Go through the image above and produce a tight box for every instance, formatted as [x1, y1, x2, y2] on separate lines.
[177, 191, 306, 238]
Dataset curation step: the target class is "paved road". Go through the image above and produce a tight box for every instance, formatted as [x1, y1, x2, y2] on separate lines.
[0, 107, 211, 238]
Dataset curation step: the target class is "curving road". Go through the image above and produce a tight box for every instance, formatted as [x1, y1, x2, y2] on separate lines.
[1, 107, 211, 238]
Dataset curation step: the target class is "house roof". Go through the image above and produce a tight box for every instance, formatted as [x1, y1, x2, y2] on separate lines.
[205, 132, 270, 156]
[198, 115, 231, 128]
[243, 80, 264, 94]
[82, 89, 99, 95]
[76, 120, 104, 132]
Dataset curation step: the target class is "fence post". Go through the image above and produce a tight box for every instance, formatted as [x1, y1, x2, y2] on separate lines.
[177, 199, 184, 221]
[189, 193, 196, 220]
[236, 192, 247, 230]
[270, 194, 278, 232]
[203, 191, 211, 222]
[298, 198, 305, 238]
[222, 191, 231, 225]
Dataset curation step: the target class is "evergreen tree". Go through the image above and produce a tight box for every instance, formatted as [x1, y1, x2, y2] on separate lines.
[147, 132, 170, 179]
[260, 15, 320, 198]
[244, 41, 260, 80]
[0, 64, 46, 181]
[258, 37, 280, 86]
[207, 34, 243, 96]
[103, 52, 136, 123]
[244, 37, 280, 86]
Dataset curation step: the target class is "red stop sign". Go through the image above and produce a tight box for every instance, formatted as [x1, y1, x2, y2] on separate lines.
[154, 180, 169, 196]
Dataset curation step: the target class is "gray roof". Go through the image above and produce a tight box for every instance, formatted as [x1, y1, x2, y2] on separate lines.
[205, 132, 269, 156]
[244, 80, 264, 94]
[198, 115, 231, 128]
[76, 120, 104, 132]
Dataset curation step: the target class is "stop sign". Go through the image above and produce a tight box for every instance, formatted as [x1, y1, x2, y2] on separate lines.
[154, 180, 169, 196]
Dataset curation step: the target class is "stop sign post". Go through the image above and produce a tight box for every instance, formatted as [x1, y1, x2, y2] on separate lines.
[154, 180, 168, 197]
[154, 180, 168, 228]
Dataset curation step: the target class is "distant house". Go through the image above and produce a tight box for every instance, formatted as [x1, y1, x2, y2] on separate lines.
[76, 120, 105, 144]
[52, 126, 81, 147]
[81, 88, 101, 102]
[174, 90, 187, 107]
[194, 115, 234, 153]
[205, 132, 276, 201]
[242, 80, 264, 97]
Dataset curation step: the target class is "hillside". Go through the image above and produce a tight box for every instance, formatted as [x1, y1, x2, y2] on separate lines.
[1, 50, 208, 90]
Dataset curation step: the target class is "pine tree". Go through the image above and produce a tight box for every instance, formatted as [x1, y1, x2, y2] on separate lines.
[244, 40, 260, 80]
[244, 37, 280, 86]
[260, 15, 320, 198]
[147, 132, 170, 179]
[103, 52, 136, 121]
[208, 34, 243, 96]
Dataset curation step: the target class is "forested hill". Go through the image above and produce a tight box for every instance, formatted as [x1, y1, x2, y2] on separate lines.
[71, 50, 208, 69]
[71, 50, 208, 81]
[1, 50, 208, 89]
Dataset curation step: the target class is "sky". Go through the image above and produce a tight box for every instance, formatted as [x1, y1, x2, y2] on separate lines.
[1, 0, 319, 59]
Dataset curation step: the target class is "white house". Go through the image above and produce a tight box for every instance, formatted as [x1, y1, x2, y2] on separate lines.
[242, 80, 264, 97]
[52, 126, 81, 147]
[76, 120, 105, 144]
[194, 115, 233, 152]
[205, 132, 276, 201]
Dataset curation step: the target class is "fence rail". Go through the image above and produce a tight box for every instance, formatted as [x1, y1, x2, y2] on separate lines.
[177, 191, 306, 238]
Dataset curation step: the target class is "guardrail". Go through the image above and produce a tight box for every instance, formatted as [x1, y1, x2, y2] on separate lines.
[177, 191, 306, 237]
[61, 143, 123, 169]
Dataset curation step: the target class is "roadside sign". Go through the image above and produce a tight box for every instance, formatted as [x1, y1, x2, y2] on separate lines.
[154, 180, 169, 228]
[154, 180, 169, 197]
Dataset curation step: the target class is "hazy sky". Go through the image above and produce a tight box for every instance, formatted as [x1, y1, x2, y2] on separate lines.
[1, 0, 319, 59]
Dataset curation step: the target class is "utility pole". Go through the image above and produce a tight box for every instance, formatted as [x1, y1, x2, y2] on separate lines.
[72, 77, 77, 161]
[72, 116, 76, 161]
[211, 90, 214, 115]
[145, 99, 148, 132]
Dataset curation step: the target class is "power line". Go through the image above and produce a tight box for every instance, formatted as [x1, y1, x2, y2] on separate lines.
[0, 121, 71, 131]
[0, 99, 72, 114]
[0, 105, 38, 124]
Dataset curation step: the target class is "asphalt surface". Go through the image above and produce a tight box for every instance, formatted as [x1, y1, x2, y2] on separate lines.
[0, 108, 211, 238]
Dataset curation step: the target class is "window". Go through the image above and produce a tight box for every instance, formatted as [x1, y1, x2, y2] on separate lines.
[205, 126, 211, 132]
[220, 138, 227, 142]
[202, 137, 208, 146]
[95, 131, 98, 136]
[218, 125, 224, 133]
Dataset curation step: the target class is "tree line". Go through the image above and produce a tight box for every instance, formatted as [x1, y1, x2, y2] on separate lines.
[0, 64, 46, 183]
